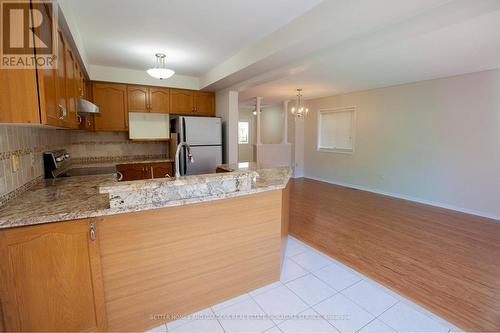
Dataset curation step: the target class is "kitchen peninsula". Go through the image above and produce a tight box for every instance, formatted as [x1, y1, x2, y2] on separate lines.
[0, 165, 291, 332]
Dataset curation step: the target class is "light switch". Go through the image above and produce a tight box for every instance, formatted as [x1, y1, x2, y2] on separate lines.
[10, 154, 19, 173]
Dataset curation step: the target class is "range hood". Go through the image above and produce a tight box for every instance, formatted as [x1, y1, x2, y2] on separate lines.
[77, 98, 100, 114]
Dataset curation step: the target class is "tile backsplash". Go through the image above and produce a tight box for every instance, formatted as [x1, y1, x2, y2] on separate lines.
[69, 131, 167, 161]
[0, 125, 169, 205]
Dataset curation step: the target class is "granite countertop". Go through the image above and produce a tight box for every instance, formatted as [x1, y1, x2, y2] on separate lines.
[0, 164, 291, 230]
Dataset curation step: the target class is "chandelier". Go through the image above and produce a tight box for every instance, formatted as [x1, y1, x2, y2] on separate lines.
[291, 89, 308, 118]
[147, 53, 175, 80]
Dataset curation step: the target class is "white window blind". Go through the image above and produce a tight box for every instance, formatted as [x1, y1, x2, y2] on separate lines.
[318, 107, 355, 153]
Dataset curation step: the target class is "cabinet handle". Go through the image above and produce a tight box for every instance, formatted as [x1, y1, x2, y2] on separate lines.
[86, 119, 92, 128]
[116, 171, 123, 181]
[90, 222, 95, 241]
[150, 166, 154, 179]
[165, 173, 171, 178]
[58, 104, 66, 120]
[77, 115, 82, 124]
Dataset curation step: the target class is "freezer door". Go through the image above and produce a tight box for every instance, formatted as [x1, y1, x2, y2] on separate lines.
[185, 146, 222, 175]
[183, 117, 222, 145]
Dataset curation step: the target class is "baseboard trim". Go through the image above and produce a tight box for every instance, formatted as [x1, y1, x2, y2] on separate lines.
[303, 175, 500, 222]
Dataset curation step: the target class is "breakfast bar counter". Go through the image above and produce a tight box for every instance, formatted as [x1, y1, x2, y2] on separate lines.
[0, 164, 290, 332]
[0, 165, 290, 229]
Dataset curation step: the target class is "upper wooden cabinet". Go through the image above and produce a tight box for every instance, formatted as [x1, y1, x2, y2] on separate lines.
[0, 69, 40, 124]
[170, 89, 194, 115]
[149, 87, 170, 113]
[127, 85, 149, 112]
[65, 48, 79, 129]
[128, 86, 170, 113]
[194, 92, 216, 116]
[170, 89, 215, 116]
[92, 83, 128, 131]
[0, 219, 107, 332]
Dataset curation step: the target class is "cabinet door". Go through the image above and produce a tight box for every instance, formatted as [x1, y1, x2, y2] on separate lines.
[151, 162, 174, 178]
[0, 69, 40, 124]
[79, 115, 95, 131]
[194, 92, 215, 116]
[116, 163, 149, 181]
[149, 87, 170, 113]
[92, 83, 128, 131]
[170, 89, 194, 115]
[56, 31, 69, 127]
[127, 85, 149, 112]
[35, 3, 60, 126]
[65, 48, 78, 128]
[0, 219, 107, 332]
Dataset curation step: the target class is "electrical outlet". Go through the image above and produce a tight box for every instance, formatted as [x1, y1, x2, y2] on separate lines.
[10, 154, 20, 173]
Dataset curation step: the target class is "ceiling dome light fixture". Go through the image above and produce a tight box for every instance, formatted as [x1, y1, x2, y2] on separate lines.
[291, 88, 308, 118]
[147, 53, 175, 80]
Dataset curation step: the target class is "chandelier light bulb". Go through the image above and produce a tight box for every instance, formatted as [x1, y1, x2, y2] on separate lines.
[291, 88, 308, 118]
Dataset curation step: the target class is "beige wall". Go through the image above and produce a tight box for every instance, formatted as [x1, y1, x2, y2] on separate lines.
[238, 109, 256, 162]
[304, 69, 500, 219]
[261, 105, 284, 144]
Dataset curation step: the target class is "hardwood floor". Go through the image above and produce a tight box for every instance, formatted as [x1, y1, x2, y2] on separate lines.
[289, 178, 500, 332]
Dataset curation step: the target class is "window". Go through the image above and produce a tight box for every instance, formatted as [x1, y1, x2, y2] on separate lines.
[238, 121, 249, 144]
[317, 107, 355, 153]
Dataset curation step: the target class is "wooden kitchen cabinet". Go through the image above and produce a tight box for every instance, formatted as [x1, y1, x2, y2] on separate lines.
[170, 89, 215, 116]
[116, 161, 174, 181]
[65, 47, 79, 129]
[0, 69, 40, 124]
[170, 88, 195, 115]
[127, 85, 170, 113]
[56, 31, 69, 127]
[127, 85, 149, 112]
[92, 82, 128, 131]
[0, 219, 107, 332]
[149, 87, 170, 113]
[116, 163, 149, 181]
[151, 161, 174, 178]
[194, 91, 215, 116]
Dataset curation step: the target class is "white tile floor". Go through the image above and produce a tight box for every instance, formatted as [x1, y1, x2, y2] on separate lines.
[146, 236, 462, 333]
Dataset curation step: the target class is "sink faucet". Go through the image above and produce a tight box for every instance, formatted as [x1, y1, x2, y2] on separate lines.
[175, 142, 194, 177]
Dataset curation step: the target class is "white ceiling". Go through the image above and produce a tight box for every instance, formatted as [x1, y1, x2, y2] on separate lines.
[232, 0, 500, 105]
[64, 0, 500, 104]
[66, 0, 322, 77]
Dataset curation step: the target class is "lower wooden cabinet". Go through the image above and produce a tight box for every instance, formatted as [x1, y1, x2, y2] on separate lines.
[116, 161, 174, 181]
[0, 219, 107, 332]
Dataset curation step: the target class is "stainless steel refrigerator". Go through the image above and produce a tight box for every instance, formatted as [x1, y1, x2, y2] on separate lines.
[172, 116, 223, 176]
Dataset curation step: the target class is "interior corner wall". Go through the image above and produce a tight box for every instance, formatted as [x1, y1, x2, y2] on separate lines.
[216, 90, 239, 164]
[303, 69, 500, 220]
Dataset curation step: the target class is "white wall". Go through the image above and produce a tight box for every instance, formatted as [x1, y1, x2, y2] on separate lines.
[238, 109, 256, 162]
[89, 65, 200, 90]
[304, 69, 500, 220]
[216, 90, 239, 164]
[261, 105, 284, 144]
